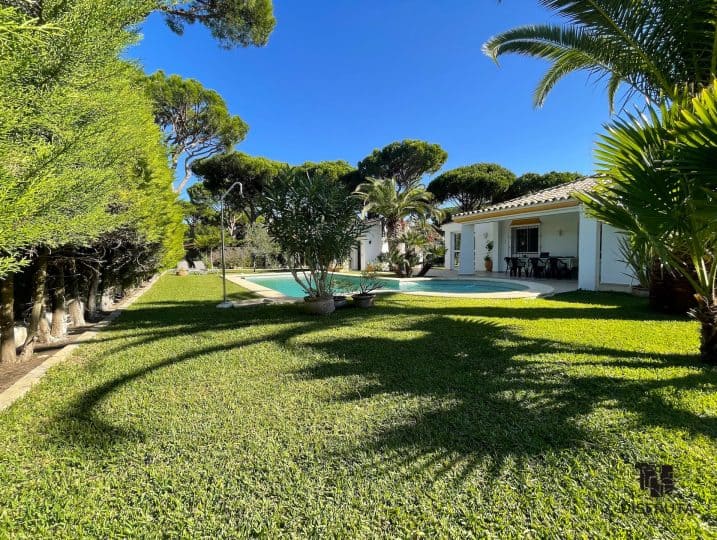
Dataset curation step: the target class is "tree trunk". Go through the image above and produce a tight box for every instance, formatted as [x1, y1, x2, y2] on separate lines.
[416, 263, 433, 277]
[19, 248, 49, 361]
[50, 264, 66, 338]
[86, 266, 100, 320]
[68, 262, 86, 327]
[0, 275, 16, 364]
[692, 294, 717, 365]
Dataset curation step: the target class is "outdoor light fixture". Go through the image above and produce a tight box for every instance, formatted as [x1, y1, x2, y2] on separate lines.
[217, 181, 243, 309]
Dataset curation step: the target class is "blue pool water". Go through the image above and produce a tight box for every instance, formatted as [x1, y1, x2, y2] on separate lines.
[243, 274, 528, 298]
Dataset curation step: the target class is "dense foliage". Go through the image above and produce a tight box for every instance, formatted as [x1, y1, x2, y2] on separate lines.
[358, 140, 447, 190]
[160, 0, 276, 49]
[262, 169, 367, 298]
[498, 170, 582, 202]
[428, 163, 516, 212]
[578, 84, 717, 364]
[0, 0, 273, 363]
[146, 71, 248, 194]
[484, 0, 717, 109]
[192, 152, 284, 223]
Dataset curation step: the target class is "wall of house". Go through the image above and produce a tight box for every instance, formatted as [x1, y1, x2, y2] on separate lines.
[494, 213, 579, 272]
[350, 221, 385, 271]
[539, 213, 579, 257]
[473, 222, 498, 272]
[599, 224, 634, 287]
[497, 221, 510, 272]
[444, 208, 634, 290]
[443, 222, 461, 270]
[363, 222, 384, 268]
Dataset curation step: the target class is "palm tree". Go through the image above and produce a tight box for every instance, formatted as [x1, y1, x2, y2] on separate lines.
[355, 178, 442, 252]
[577, 82, 717, 364]
[483, 0, 717, 109]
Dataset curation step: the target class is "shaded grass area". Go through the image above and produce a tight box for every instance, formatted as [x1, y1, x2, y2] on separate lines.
[0, 275, 714, 537]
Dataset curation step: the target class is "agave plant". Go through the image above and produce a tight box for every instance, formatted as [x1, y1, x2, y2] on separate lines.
[577, 82, 717, 364]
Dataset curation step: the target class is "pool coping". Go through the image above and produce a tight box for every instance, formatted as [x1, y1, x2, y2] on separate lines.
[226, 272, 554, 301]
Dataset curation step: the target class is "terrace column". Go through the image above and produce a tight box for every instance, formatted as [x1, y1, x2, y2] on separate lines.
[578, 209, 600, 290]
[458, 223, 476, 275]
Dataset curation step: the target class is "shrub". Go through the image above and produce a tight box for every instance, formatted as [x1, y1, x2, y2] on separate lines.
[262, 168, 368, 299]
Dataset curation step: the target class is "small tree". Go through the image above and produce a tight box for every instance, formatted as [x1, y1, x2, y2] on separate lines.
[262, 169, 368, 299]
[356, 178, 442, 254]
[243, 222, 280, 268]
[577, 84, 717, 364]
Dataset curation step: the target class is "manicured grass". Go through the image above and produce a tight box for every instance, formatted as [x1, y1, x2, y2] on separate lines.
[0, 274, 715, 537]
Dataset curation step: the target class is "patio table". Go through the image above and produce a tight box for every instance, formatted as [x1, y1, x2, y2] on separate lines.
[514, 256, 577, 278]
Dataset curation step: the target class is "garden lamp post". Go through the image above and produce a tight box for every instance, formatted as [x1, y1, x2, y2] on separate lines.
[217, 181, 243, 308]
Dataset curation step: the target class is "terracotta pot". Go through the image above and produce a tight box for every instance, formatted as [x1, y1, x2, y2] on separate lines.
[303, 296, 336, 315]
[352, 293, 375, 308]
[176, 269, 188, 277]
[484, 258, 493, 272]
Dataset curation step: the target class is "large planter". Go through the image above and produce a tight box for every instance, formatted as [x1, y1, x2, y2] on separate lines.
[352, 293, 375, 308]
[303, 296, 336, 315]
[484, 258, 493, 272]
[649, 275, 696, 314]
[333, 295, 349, 309]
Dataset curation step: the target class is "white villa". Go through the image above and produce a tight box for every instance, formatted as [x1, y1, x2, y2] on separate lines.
[349, 219, 387, 271]
[441, 177, 635, 291]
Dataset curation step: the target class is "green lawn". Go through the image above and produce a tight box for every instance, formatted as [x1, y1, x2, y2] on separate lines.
[0, 275, 715, 538]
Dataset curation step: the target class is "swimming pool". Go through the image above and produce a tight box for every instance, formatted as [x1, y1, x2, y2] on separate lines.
[241, 273, 532, 298]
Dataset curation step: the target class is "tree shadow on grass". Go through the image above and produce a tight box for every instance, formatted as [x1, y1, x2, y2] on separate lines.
[388, 290, 691, 322]
[293, 304, 715, 485]
[47, 292, 714, 480]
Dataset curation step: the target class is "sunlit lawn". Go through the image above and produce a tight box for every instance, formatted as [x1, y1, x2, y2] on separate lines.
[0, 275, 714, 537]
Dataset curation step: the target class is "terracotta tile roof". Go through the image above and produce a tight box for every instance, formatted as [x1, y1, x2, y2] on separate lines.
[454, 176, 599, 218]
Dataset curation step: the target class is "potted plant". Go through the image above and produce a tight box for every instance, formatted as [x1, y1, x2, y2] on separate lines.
[332, 278, 355, 309]
[484, 240, 494, 272]
[352, 269, 383, 308]
[176, 260, 189, 277]
[262, 168, 369, 315]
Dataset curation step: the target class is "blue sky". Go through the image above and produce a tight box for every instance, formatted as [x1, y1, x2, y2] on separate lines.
[129, 1, 618, 189]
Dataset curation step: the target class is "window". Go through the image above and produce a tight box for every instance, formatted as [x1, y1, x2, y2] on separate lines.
[452, 232, 461, 268]
[512, 226, 539, 255]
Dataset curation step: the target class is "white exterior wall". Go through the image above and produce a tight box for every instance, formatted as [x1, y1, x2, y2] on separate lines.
[443, 222, 461, 270]
[539, 214, 579, 257]
[458, 223, 475, 274]
[350, 221, 384, 271]
[443, 204, 631, 290]
[498, 221, 511, 272]
[364, 222, 384, 268]
[578, 209, 600, 290]
[600, 224, 635, 287]
[472, 222, 499, 272]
